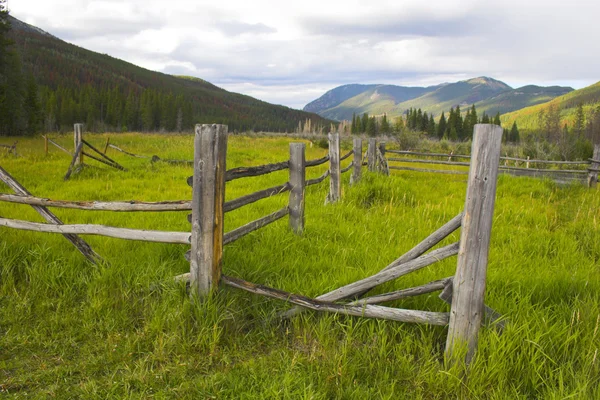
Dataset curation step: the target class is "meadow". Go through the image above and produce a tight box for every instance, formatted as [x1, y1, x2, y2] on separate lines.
[0, 133, 599, 399]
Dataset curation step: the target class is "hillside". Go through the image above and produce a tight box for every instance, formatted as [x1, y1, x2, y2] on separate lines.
[8, 16, 330, 133]
[307, 77, 572, 121]
[501, 81, 600, 130]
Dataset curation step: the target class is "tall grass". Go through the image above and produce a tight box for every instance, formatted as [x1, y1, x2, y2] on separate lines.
[1, 133, 599, 398]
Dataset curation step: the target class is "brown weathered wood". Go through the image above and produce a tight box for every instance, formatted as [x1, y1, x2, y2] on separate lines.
[498, 165, 586, 174]
[588, 145, 600, 188]
[439, 279, 506, 331]
[341, 162, 353, 174]
[226, 161, 289, 182]
[305, 155, 329, 167]
[388, 157, 471, 167]
[225, 183, 290, 213]
[283, 243, 459, 318]
[445, 124, 503, 365]
[108, 144, 149, 158]
[367, 139, 377, 171]
[501, 156, 587, 165]
[224, 207, 289, 245]
[173, 273, 449, 325]
[389, 166, 468, 175]
[189, 124, 227, 297]
[306, 170, 330, 186]
[0, 217, 190, 244]
[340, 150, 353, 161]
[387, 150, 472, 159]
[327, 132, 340, 203]
[81, 139, 126, 170]
[103, 137, 110, 154]
[0, 193, 192, 212]
[376, 147, 390, 175]
[351, 138, 362, 185]
[154, 156, 194, 166]
[64, 141, 84, 181]
[289, 143, 306, 234]
[74, 123, 83, 165]
[350, 277, 452, 306]
[81, 151, 125, 171]
[0, 165, 103, 265]
[46, 137, 72, 156]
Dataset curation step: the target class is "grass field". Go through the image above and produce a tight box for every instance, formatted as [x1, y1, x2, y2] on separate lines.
[1, 133, 599, 398]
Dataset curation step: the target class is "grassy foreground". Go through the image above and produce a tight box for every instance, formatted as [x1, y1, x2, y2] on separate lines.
[1, 134, 599, 399]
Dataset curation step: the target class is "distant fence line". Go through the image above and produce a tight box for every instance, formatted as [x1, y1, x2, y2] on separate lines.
[1, 123, 597, 366]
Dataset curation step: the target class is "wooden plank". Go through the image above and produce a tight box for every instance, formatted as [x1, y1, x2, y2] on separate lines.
[189, 124, 227, 297]
[108, 144, 149, 158]
[46, 137, 72, 156]
[499, 165, 586, 174]
[224, 207, 289, 245]
[351, 138, 362, 185]
[173, 273, 450, 325]
[445, 124, 503, 365]
[154, 156, 194, 166]
[74, 123, 83, 165]
[327, 132, 341, 203]
[289, 143, 306, 234]
[350, 277, 452, 306]
[283, 243, 459, 318]
[387, 150, 471, 159]
[340, 150, 353, 161]
[103, 137, 110, 154]
[306, 170, 329, 186]
[0, 165, 103, 265]
[377, 145, 390, 176]
[388, 157, 471, 167]
[0, 193, 192, 212]
[0, 217, 190, 244]
[367, 139, 376, 172]
[341, 162, 353, 174]
[81, 151, 125, 170]
[81, 139, 126, 170]
[588, 145, 600, 188]
[390, 166, 468, 175]
[226, 161, 289, 182]
[64, 141, 84, 181]
[225, 183, 290, 213]
[305, 155, 329, 167]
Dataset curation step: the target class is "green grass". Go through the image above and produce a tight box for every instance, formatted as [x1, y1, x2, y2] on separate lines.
[1, 134, 599, 398]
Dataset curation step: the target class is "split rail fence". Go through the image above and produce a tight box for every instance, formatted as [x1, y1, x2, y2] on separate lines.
[386, 145, 600, 188]
[1, 123, 523, 363]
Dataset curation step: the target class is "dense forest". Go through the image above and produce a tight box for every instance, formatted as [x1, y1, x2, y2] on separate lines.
[0, 10, 331, 136]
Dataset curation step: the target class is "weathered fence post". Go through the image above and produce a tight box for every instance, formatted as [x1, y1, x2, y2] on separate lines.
[367, 138, 377, 172]
[190, 124, 228, 297]
[44, 135, 48, 156]
[74, 123, 84, 165]
[445, 124, 503, 365]
[526, 156, 530, 169]
[289, 143, 305, 234]
[327, 132, 341, 203]
[103, 137, 111, 154]
[588, 144, 600, 188]
[351, 138, 362, 185]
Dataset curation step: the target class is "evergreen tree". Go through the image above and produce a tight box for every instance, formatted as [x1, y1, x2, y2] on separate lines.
[361, 113, 369, 133]
[481, 113, 490, 124]
[437, 112, 447, 139]
[428, 114, 435, 136]
[574, 103, 585, 138]
[393, 116, 404, 133]
[351, 112, 357, 134]
[510, 121, 520, 143]
[380, 113, 390, 134]
[366, 116, 377, 136]
[493, 112, 501, 126]
[24, 73, 42, 135]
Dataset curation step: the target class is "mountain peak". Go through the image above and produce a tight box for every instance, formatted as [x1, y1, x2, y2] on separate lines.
[464, 76, 511, 90]
[8, 15, 59, 40]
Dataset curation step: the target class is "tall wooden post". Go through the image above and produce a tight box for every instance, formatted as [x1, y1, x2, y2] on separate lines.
[378, 142, 386, 174]
[190, 124, 228, 297]
[588, 144, 600, 188]
[327, 132, 341, 203]
[367, 138, 376, 172]
[445, 124, 503, 365]
[289, 143, 306, 234]
[74, 123, 84, 165]
[44, 135, 48, 156]
[351, 138, 362, 185]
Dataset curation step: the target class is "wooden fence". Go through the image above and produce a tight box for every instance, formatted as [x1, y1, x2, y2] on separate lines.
[386, 145, 600, 187]
[1, 123, 524, 364]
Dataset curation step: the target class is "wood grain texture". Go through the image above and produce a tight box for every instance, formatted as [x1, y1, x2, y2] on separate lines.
[306, 170, 330, 186]
[226, 161, 289, 181]
[225, 182, 290, 213]
[350, 277, 452, 306]
[445, 124, 503, 365]
[389, 166, 468, 175]
[588, 145, 600, 188]
[289, 143, 306, 234]
[305, 155, 329, 167]
[351, 138, 362, 185]
[367, 139, 376, 172]
[327, 132, 340, 203]
[64, 141, 84, 181]
[108, 144, 149, 158]
[224, 207, 289, 245]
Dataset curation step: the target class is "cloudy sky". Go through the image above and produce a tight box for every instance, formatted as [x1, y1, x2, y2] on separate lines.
[11, 0, 600, 110]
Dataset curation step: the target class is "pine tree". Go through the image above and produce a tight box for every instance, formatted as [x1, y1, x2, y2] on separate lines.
[393, 116, 404, 133]
[366, 116, 377, 136]
[437, 112, 447, 139]
[361, 113, 369, 133]
[24, 73, 42, 135]
[428, 114, 435, 136]
[351, 112, 357, 134]
[574, 103, 585, 138]
[380, 113, 390, 134]
[493, 112, 501, 126]
[481, 113, 490, 124]
[510, 121, 520, 143]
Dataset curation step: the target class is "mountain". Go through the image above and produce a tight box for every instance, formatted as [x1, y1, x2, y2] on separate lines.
[307, 77, 573, 121]
[304, 84, 379, 114]
[7, 15, 331, 134]
[501, 81, 600, 130]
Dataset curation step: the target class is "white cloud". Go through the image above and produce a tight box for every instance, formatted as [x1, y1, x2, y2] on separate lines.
[10, 0, 600, 109]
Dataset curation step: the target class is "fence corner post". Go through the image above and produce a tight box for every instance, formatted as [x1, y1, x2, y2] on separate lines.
[588, 144, 600, 188]
[327, 132, 341, 203]
[190, 123, 228, 298]
[351, 138, 362, 185]
[367, 138, 377, 172]
[445, 124, 503, 365]
[289, 142, 306, 234]
[74, 123, 84, 165]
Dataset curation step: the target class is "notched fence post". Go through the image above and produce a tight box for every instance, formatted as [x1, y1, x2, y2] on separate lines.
[351, 138, 362, 185]
[74, 123, 84, 165]
[367, 138, 376, 172]
[445, 124, 503, 365]
[289, 143, 306, 234]
[189, 124, 228, 297]
[327, 132, 340, 203]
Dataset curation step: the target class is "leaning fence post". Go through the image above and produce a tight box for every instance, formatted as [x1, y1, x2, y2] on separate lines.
[588, 144, 600, 188]
[445, 124, 503, 365]
[367, 138, 377, 172]
[74, 123, 84, 165]
[190, 124, 228, 297]
[351, 138, 362, 185]
[327, 132, 341, 203]
[289, 143, 305, 234]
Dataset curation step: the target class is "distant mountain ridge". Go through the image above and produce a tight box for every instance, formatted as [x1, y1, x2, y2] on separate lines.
[305, 77, 573, 121]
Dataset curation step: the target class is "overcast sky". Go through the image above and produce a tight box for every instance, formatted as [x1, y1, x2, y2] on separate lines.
[11, 0, 600, 110]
